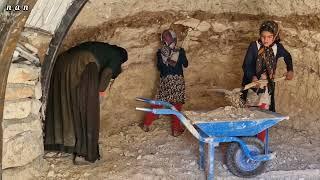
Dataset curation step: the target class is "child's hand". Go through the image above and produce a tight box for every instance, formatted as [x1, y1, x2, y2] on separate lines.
[167, 59, 177, 66]
[284, 71, 294, 80]
[252, 76, 260, 88]
[260, 73, 267, 80]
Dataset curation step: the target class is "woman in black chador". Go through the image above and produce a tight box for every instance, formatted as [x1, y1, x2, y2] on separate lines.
[44, 42, 128, 164]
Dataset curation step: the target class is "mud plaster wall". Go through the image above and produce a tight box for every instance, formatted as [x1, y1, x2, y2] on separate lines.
[59, 0, 320, 136]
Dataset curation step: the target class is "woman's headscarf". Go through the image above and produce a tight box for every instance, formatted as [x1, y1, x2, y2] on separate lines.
[256, 20, 280, 79]
[259, 20, 280, 43]
[111, 46, 128, 79]
[160, 29, 180, 66]
[118, 46, 128, 63]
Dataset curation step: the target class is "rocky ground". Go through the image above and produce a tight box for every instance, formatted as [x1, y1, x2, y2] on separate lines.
[41, 113, 320, 180]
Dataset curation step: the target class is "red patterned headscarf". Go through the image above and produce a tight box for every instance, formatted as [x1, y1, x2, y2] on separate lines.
[256, 21, 280, 78]
[160, 29, 180, 66]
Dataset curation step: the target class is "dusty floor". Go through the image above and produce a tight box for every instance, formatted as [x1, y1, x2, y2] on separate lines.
[42, 115, 320, 180]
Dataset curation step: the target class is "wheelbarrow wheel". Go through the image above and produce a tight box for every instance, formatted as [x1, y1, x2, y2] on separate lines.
[226, 137, 267, 178]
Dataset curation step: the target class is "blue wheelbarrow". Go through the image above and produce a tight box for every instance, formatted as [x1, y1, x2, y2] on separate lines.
[135, 97, 289, 179]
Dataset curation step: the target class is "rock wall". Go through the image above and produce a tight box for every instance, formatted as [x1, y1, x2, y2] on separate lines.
[71, 0, 320, 27]
[59, 0, 320, 135]
[3, 62, 43, 169]
[2, 31, 49, 178]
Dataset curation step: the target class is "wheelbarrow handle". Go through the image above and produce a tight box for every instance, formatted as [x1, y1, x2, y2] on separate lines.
[207, 76, 286, 94]
[135, 107, 153, 112]
[135, 97, 175, 109]
[135, 97, 152, 102]
[136, 107, 203, 141]
[243, 76, 286, 90]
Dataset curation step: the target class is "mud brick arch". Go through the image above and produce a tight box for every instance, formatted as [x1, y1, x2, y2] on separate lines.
[0, 0, 87, 176]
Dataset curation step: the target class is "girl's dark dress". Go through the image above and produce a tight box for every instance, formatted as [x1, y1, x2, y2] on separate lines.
[241, 41, 293, 112]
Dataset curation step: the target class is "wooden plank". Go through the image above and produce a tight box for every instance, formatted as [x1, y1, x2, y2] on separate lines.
[44, 0, 62, 30]
[207, 76, 287, 95]
[34, 0, 55, 28]
[26, 0, 74, 33]
[0, 0, 37, 176]
[26, 0, 45, 26]
[49, 0, 73, 32]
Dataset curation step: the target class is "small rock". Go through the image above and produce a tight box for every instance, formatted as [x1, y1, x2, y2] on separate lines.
[35, 81, 42, 99]
[224, 106, 232, 111]
[211, 22, 231, 32]
[125, 135, 130, 140]
[111, 147, 121, 153]
[32, 99, 42, 115]
[3, 100, 32, 119]
[137, 155, 142, 160]
[47, 171, 55, 177]
[45, 152, 56, 158]
[209, 35, 219, 40]
[5, 84, 34, 101]
[230, 114, 237, 118]
[189, 161, 196, 166]
[188, 30, 202, 37]
[138, 149, 143, 153]
[124, 151, 135, 157]
[63, 172, 70, 177]
[143, 155, 154, 160]
[174, 18, 200, 29]
[7, 63, 40, 84]
[197, 21, 211, 32]
[84, 172, 90, 177]
[312, 33, 320, 42]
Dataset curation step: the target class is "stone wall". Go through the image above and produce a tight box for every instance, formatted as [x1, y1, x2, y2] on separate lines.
[3, 62, 42, 168]
[2, 32, 48, 179]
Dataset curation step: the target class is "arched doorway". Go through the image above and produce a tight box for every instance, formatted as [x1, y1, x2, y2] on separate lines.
[41, 0, 88, 118]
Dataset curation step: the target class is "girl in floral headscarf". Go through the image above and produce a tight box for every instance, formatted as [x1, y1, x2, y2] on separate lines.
[241, 20, 294, 141]
[241, 20, 294, 111]
[141, 29, 189, 137]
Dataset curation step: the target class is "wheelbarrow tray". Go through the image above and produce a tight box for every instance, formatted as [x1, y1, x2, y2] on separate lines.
[194, 117, 286, 137]
[184, 108, 289, 137]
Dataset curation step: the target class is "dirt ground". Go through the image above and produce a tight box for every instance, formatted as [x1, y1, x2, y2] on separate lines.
[42, 113, 320, 180]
